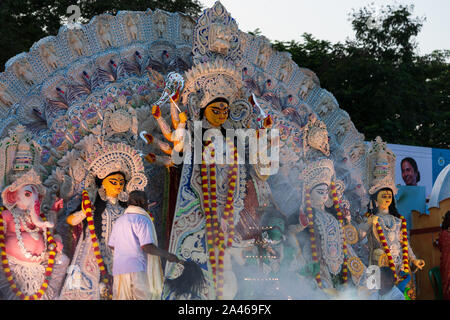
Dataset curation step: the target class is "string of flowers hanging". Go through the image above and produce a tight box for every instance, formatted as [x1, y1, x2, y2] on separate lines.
[201, 141, 218, 285]
[330, 181, 349, 284]
[304, 188, 322, 288]
[81, 190, 112, 299]
[200, 138, 238, 300]
[374, 215, 410, 283]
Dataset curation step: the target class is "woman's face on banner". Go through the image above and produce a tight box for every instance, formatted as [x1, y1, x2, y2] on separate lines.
[401, 160, 418, 186]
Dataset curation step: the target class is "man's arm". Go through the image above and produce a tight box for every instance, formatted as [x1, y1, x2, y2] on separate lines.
[141, 243, 180, 263]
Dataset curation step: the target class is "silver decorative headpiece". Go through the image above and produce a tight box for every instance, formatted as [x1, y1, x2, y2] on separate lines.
[84, 141, 147, 193]
[366, 136, 397, 195]
[302, 158, 335, 191]
[183, 58, 244, 113]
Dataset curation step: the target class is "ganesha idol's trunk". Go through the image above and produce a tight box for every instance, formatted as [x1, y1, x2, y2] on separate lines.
[29, 199, 54, 229]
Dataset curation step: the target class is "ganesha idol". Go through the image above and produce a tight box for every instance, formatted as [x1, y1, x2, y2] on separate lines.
[0, 169, 69, 300]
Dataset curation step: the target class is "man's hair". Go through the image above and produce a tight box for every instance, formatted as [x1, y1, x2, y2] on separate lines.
[127, 190, 147, 209]
[401, 157, 421, 183]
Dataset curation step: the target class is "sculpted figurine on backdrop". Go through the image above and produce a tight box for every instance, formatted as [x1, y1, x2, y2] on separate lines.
[0, 127, 69, 300]
[360, 137, 425, 298]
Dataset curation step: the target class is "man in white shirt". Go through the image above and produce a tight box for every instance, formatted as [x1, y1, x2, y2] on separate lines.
[109, 190, 180, 300]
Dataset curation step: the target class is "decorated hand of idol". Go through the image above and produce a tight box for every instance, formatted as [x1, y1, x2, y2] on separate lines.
[53, 234, 64, 253]
[366, 215, 378, 226]
[412, 259, 425, 271]
[298, 208, 310, 229]
[51, 197, 64, 212]
[66, 209, 86, 226]
[342, 207, 351, 224]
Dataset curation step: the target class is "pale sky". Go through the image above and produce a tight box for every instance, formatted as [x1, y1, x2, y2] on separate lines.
[199, 0, 450, 55]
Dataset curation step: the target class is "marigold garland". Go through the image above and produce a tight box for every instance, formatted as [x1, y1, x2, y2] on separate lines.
[330, 182, 349, 284]
[304, 189, 322, 288]
[374, 215, 410, 283]
[201, 138, 238, 300]
[0, 206, 57, 300]
[201, 145, 217, 285]
[81, 190, 112, 299]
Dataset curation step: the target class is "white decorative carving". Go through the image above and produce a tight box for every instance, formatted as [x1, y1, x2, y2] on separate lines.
[256, 42, 272, 69]
[348, 139, 366, 165]
[40, 44, 59, 70]
[180, 16, 194, 42]
[183, 58, 245, 114]
[13, 60, 35, 85]
[192, 1, 241, 63]
[153, 11, 167, 38]
[317, 95, 336, 117]
[277, 57, 293, 83]
[0, 84, 14, 108]
[97, 18, 113, 47]
[125, 14, 138, 40]
[67, 29, 84, 56]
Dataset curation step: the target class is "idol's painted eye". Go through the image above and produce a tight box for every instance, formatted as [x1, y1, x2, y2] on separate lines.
[24, 191, 32, 197]
[316, 188, 329, 195]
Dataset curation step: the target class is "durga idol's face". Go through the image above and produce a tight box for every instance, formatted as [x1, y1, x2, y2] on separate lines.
[204, 101, 229, 127]
[102, 173, 125, 198]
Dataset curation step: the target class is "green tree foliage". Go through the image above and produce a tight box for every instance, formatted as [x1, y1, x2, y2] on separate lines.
[274, 4, 449, 149]
[0, 0, 202, 71]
